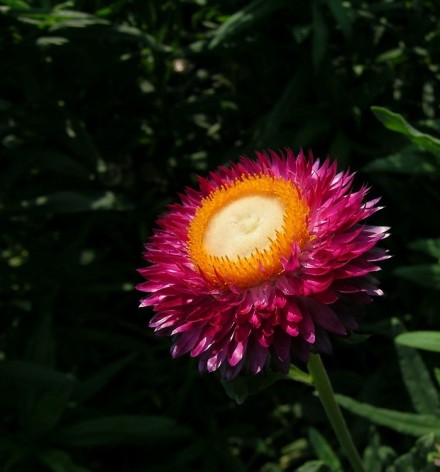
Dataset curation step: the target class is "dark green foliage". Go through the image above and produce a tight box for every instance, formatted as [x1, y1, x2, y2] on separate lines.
[1, 0, 440, 470]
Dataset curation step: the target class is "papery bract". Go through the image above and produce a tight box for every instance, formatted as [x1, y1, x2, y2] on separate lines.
[137, 150, 390, 379]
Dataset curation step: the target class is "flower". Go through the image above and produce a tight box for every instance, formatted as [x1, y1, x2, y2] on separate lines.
[137, 150, 390, 379]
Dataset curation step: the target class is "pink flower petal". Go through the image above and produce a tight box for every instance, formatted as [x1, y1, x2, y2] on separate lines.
[138, 149, 389, 377]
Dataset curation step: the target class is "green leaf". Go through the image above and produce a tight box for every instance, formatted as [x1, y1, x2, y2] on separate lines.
[0, 361, 75, 391]
[25, 308, 56, 367]
[259, 465, 283, 472]
[0, 0, 29, 8]
[395, 331, 440, 353]
[312, 0, 329, 68]
[220, 370, 288, 404]
[336, 394, 440, 436]
[308, 428, 343, 472]
[23, 387, 73, 437]
[341, 333, 371, 344]
[0, 360, 75, 436]
[75, 354, 136, 403]
[36, 36, 70, 47]
[324, 0, 352, 39]
[39, 449, 91, 472]
[32, 150, 90, 179]
[49, 10, 110, 29]
[254, 69, 308, 147]
[280, 438, 309, 465]
[392, 319, 440, 415]
[435, 368, 440, 388]
[388, 434, 439, 472]
[409, 238, 440, 260]
[375, 48, 404, 64]
[364, 146, 440, 175]
[57, 415, 192, 447]
[363, 429, 396, 472]
[289, 364, 313, 385]
[296, 461, 329, 472]
[17, 191, 131, 214]
[209, 0, 288, 49]
[0, 435, 27, 471]
[371, 106, 440, 156]
[113, 25, 171, 53]
[394, 264, 440, 290]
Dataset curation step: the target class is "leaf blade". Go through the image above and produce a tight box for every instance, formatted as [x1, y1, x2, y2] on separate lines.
[209, 0, 288, 49]
[395, 332, 440, 353]
[336, 394, 440, 436]
[57, 415, 192, 447]
[308, 427, 343, 472]
[392, 319, 440, 415]
[371, 106, 440, 156]
[394, 264, 440, 290]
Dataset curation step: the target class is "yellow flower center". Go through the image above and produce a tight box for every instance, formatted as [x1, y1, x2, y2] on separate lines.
[187, 174, 310, 288]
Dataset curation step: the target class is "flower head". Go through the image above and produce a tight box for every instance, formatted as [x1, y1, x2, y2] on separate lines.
[137, 150, 390, 379]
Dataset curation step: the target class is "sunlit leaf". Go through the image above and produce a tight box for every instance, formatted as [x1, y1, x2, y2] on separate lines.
[296, 460, 329, 472]
[1, 0, 29, 8]
[395, 332, 440, 353]
[280, 438, 309, 466]
[289, 365, 313, 385]
[336, 394, 440, 436]
[308, 428, 343, 472]
[392, 319, 440, 415]
[375, 48, 404, 64]
[36, 36, 69, 47]
[371, 106, 440, 156]
[364, 146, 440, 175]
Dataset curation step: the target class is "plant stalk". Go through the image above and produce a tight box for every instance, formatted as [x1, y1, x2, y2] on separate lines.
[307, 353, 366, 472]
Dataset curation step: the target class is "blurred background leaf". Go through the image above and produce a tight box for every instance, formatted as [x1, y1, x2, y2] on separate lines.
[2, 0, 440, 470]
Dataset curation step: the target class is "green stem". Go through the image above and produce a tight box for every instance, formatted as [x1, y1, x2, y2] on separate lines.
[307, 353, 366, 472]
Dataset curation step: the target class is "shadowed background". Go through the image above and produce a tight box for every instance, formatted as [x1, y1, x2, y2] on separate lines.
[1, 1, 440, 471]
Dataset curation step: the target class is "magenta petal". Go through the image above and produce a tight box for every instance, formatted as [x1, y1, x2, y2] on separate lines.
[171, 328, 202, 357]
[228, 339, 247, 367]
[190, 334, 211, 357]
[138, 148, 390, 378]
[282, 322, 299, 337]
[249, 338, 268, 374]
[272, 329, 291, 363]
[312, 290, 339, 304]
[286, 299, 302, 322]
[298, 312, 316, 344]
[305, 298, 347, 335]
[205, 349, 228, 372]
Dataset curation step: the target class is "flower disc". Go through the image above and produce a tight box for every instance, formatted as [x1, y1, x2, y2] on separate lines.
[187, 174, 310, 288]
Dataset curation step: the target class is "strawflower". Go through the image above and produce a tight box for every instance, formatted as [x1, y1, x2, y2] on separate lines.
[137, 149, 389, 379]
